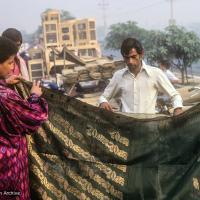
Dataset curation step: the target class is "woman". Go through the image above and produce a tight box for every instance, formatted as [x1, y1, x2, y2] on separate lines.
[0, 36, 48, 199]
[2, 28, 30, 81]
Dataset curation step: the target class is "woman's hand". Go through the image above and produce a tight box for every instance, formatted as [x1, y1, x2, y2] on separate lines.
[31, 80, 42, 97]
[5, 75, 21, 85]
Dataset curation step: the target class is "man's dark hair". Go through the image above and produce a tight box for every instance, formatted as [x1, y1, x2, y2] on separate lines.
[121, 38, 143, 56]
[2, 28, 22, 44]
[0, 36, 18, 63]
[160, 59, 170, 69]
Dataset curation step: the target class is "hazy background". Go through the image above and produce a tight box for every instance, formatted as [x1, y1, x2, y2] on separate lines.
[0, 0, 200, 35]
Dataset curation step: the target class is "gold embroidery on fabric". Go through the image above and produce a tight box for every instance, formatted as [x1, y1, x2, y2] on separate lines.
[193, 178, 200, 191]
[94, 163, 125, 186]
[86, 127, 128, 160]
[82, 165, 123, 199]
[27, 137, 46, 167]
[67, 187, 91, 200]
[28, 138, 90, 200]
[109, 131, 129, 147]
[110, 164, 127, 173]
[31, 165, 63, 198]
[46, 121, 96, 162]
[45, 163, 91, 200]
[49, 111, 83, 141]
[68, 170, 110, 200]
[93, 174, 123, 199]
[46, 121, 125, 186]
[37, 127, 51, 143]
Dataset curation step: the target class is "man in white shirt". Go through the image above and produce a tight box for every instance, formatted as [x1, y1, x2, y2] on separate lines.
[99, 38, 183, 116]
[159, 60, 180, 84]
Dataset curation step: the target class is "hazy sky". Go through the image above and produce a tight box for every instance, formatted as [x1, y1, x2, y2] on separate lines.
[0, 0, 199, 33]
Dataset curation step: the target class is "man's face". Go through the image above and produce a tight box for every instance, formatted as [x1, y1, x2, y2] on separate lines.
[123, 48, 143, 73]
[0, 55, 15, 78]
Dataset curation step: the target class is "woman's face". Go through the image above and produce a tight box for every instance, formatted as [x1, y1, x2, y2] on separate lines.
[0, 55, 15, 78]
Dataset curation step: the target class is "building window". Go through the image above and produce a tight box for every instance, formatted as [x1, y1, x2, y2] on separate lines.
[31, 64, 42, 70]
[62, 27, 69, 33]
[79, 43, 86, 46]
[78, 23, 86, 30]
[51, 14, 58, 20]
[46, 33, 57, 43]
[88, 49, 96, 57]
[89, 21, 95, 29]
[62, 35, 70, 40]
[31, 52, 42, 59]
[45, 24, 56, 32]
[90, 31, 96, 40]
[79, 31, 87, 40]
[78, 49, 87, 56]
[32, 70, 43, 77]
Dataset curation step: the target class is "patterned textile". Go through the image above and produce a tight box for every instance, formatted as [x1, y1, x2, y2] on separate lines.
[0, 83, 48, 200]
[16, 81, 200, 200]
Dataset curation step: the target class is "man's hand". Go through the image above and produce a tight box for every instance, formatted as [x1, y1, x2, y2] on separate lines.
[173, 107, 183, 116]
[5, 75, 21, 85]
[99, 102, 113, 112]
[31, 80, 42, 97]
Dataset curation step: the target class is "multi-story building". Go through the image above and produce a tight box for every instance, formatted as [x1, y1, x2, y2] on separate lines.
[28, 9, 101, 80]
[28, 47, 45, 81]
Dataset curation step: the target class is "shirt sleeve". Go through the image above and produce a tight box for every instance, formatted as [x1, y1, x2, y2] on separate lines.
[0, 90, 48, 135]
[166, 70, 179, 81]
[99, 72, 120, 104]
[156, 69, 183, 109]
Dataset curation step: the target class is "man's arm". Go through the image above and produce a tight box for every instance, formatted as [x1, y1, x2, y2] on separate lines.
[99, 72, 120, 111]
[157, 69, 183, 116]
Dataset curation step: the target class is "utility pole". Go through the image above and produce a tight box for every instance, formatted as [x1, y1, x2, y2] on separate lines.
[169, 0, 176, 26]
[98, 0, 109, 38]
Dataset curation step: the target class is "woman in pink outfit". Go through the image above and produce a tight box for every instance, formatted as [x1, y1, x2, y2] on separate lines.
[2, 28, 30, 81]
[0, 36, 48, 200]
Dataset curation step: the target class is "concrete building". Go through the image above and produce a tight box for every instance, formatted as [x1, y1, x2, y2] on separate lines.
[28, 9, 101, 80]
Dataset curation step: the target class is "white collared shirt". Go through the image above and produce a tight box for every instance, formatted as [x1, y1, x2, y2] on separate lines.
[99, 61, 183, 114]
[164, 69, 179, 82]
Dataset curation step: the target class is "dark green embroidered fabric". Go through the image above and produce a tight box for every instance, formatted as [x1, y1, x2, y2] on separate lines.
[16, 82, 200, 200]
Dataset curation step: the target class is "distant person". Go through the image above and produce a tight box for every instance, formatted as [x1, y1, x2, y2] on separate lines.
[2, 28, 30, 81]
[20, 51, 30, 68]
[99, 38, 183, 116]
[159, 60, 180, 84]
[0, 36, 48, 200]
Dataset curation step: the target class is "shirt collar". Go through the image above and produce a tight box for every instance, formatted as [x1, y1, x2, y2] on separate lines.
[122, 60, 152, 77]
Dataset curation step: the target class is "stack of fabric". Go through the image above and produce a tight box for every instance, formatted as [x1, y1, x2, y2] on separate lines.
[62, 69, 78, 84]
[74, 66, 90, 82]
[86, 62, 102, 80]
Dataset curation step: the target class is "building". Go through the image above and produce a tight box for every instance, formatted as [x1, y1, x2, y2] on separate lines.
[28, 9, 101, 81]
[28, 46, 45, 81]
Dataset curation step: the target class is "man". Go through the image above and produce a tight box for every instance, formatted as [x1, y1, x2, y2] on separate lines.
[2, 28, 30, 81]
[159, 60, 180, 84]
[99, 38, 183, 116]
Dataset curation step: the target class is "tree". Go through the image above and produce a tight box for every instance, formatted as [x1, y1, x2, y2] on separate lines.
[105, 22, 200, 84]
[144, 30, 169, 66]
[105, 21, 147, 50]
[165, 25, 200, 83]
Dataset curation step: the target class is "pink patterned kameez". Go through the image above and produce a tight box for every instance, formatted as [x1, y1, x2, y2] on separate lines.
[0, 82, 48, 200]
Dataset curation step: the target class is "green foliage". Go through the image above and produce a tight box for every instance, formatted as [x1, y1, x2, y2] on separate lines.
[105, 22, 200, 83]
[105, 21, 147, 50]
[144, 30, 169, 65]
